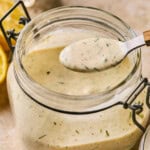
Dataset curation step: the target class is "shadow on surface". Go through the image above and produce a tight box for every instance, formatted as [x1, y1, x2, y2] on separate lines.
[0, 80, 10, 111]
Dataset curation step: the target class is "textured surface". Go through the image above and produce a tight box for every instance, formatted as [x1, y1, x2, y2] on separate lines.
[0, 0, 150, 149]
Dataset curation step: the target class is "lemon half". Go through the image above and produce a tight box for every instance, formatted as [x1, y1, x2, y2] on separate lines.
[0, 45, 8, 83]
[0, 0, 24, 51]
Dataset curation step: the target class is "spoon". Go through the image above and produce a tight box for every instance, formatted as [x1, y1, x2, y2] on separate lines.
[59, 30, 150, 72]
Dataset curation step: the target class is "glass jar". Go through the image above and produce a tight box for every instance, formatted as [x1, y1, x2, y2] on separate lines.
[7, 6, 150, 150]
[139, 125, 150, 150]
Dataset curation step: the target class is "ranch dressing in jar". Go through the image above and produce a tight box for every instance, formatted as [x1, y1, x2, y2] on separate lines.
[7, 7, 150, 150]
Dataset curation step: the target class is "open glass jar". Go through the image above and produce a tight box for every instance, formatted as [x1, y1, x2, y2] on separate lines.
[139, 125, 150, 150]
[3, 3, 150, 150]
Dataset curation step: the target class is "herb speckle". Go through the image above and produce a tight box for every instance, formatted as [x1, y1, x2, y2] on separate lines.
[46, 71, 51, 75]
[38, 114, 42, 118]
[33, 28, 38, 34]
[93, 68, 100, 72]
[129, 123, 132, 126]
[137, 101, 143, 105]
[84, 65, 90, 70]
[75, 130, 80, 134]
[38, 134, 46, 139]
[106, 43, 110, 47]
[139, 113, 144, 119]
[105, 130, 110, 136]
[118, 38, 122, 41]
[104, 58, 108, 62]
[129, 112, 132, 120]
[34, 33, 40, 39]
[53, 122, 57, 125]
[58, 82, 65, 84]
[100, 129, 103, 133]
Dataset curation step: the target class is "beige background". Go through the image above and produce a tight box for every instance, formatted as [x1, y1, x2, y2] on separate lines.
[0, 0, 150, 149]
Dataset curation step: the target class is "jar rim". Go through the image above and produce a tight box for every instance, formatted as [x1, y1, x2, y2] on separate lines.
[14, 6, 141, 112]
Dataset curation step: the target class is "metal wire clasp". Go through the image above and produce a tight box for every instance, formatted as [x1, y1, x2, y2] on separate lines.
[122, 78, 150, 132]
[0, 1, 31, 52]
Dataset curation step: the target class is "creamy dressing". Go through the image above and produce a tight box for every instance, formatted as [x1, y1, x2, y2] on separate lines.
[7, 28, 150, 150]
[22, 28, 132, 95]
[22, 47, 131, 95]
[59, 37, 125, 72]
[7, 66, 149, 150]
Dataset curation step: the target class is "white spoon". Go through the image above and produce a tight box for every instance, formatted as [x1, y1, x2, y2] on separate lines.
[59, 30, 150, 72]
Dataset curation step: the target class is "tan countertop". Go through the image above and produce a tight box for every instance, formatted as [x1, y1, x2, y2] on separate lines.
[0, 0, 150, 149]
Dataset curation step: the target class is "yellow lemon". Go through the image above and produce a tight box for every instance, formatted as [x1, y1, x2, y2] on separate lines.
[0, 0, 24, 51]
[0, 45, 8, 84]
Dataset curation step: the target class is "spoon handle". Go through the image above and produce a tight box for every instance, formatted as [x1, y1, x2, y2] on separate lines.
[144, 30, 150, 46]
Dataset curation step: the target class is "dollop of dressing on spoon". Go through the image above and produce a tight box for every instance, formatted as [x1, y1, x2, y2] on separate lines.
[59, 37, 125, 71]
